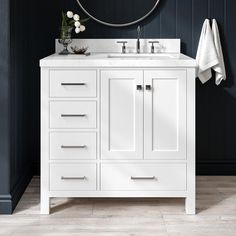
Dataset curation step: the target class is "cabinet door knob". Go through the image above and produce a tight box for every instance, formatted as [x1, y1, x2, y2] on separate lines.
[145, 85, 152, 90]
[136, 85, 143, 90]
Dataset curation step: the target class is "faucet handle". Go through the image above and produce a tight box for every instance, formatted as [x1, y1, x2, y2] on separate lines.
[148, 41, 159, 53]
[117, 41, 128, 54]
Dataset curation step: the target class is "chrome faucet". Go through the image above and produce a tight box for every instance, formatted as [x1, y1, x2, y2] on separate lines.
[136, 25, 141, 54]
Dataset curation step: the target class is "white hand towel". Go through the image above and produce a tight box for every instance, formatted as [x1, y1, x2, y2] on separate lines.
[212, 19, 226, 85]
[196, 19, 219, 84]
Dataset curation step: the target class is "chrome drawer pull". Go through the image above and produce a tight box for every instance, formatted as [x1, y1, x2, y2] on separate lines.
[131, 176, 156, 180]
[61, 176, 86, 180]
[61, 83, 86, 86]
[61, 145, 86, 149]
[61, 114, 86, 117]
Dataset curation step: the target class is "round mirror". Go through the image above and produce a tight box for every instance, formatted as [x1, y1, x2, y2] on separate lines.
[76, 0, 160, 27]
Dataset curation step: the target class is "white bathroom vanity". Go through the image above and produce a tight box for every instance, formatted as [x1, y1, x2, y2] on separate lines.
[40, 39, 196, 214]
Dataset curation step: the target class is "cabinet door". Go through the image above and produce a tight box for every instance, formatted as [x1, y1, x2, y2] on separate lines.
[101, 70, 143, 159]
[144, 70, 186, 160]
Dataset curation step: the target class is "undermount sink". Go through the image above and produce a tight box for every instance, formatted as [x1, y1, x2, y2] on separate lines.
[107, 53, 178, 59]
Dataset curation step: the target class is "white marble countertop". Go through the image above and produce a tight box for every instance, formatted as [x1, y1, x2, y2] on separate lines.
[40, 53, 196, 68]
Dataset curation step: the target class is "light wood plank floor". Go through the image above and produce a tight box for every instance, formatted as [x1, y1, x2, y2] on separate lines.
[0, 176, 236, 236]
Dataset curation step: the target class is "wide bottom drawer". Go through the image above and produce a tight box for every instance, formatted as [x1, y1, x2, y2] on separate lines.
[50, 163, 97, 191]
[101, 163, 186, 191]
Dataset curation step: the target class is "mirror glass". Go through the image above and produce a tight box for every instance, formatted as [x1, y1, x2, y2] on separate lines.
[76, 0, 160, 27]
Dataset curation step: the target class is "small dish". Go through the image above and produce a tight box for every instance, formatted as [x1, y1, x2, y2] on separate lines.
[71, 46, 89, 54]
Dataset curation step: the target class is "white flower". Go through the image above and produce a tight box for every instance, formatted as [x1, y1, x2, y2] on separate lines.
[73, 14, 80, 21]
[80, 25, 86, 32]
[75, 27, 80, 34]
[74, 21, 80, 27]
[66, 11, 73, 18]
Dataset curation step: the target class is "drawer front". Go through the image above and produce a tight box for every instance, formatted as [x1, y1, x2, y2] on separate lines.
[101, 163, 186, 191]
[49, 70, 97, 98]
[50, 132, 97, 160]
[50, 101, 97, 129]
[50, 163, 97, 191]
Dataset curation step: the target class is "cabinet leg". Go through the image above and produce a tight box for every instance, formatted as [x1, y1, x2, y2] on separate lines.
[185, 196, 196, 215]
[41, 195, 50, 214]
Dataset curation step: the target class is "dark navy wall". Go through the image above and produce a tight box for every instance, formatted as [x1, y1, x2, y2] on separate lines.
[0, 0, 11, 214]
[32, 0, 236, 175]
[0, 0, 56, 213]
[0, 0, 35, 214]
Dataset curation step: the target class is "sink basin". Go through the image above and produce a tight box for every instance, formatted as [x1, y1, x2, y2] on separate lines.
[107, 53, 178, 59]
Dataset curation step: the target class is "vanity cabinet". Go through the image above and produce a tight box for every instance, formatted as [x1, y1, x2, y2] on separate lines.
[144, 70, 187, 160]
[101, 70, 143, 159]
[101, 70, 187, 160]
[40, 51, 196, 215]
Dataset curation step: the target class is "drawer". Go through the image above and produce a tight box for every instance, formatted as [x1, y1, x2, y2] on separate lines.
[49, 70, 97, 98]
[101, 163, 186, 191]
[50, 101, 97, 129]
[50, 132, 97, 160]
[50, 163, 97, 191]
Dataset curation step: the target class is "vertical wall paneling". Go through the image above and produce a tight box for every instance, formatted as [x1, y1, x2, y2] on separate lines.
[192, 0, 209, 55]
[176, 0, 193, 55]
[223, 0, 236, 168]
[0, 0, 34, 214]
[160, 0, 177, 38]
[192, 0, 215, 174]
[9, 0, 33, 212]
[0, 0, 11, 214]
[143, 2, 161, 38]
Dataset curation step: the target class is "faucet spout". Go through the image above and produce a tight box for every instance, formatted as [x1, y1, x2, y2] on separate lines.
[137, 25, 141, 54]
